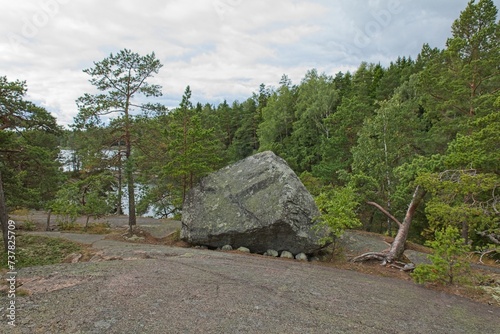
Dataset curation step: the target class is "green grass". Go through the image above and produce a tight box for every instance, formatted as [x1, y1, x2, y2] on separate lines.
[57, 221, 81, 231]
[0, 234, 82, 269]
[57, 221, 111, 234]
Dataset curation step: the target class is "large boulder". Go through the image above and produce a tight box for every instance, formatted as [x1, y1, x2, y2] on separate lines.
[181, 151, 326, 254]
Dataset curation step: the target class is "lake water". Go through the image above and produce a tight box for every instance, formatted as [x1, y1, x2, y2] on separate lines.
[59, 149, 158, 218]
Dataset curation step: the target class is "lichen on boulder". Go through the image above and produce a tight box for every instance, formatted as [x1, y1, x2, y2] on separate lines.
[181, 151, 327, 254]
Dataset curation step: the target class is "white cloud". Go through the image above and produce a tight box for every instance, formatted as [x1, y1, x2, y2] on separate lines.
[1, 0, 498, 126]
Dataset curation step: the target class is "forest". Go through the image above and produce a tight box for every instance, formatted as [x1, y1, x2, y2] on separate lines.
[1, 0, 499, 263]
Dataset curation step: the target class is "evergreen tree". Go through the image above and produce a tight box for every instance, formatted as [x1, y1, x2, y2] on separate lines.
[228, 97, 260, 162]
[415, 0, 499, 256]
[290, 69, 338, 172]
[51, 172, 115, 229]
[419, 0, 500, 152]
[318, 63, 378, 183]
[376, 56, 416, 101]
[74, 49, 163, 231]
[412, 226, 471, 285]
[417, 111, 499, 254]
[352, 78, 426, 233]
[257, 75, 297, 160]
[0, 76, 61, 251]
[139, 86, 223, 215]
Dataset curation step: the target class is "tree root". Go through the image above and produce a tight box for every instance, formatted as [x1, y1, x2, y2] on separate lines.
[351, 251, 414, 271]
[351, 251, 389, 263]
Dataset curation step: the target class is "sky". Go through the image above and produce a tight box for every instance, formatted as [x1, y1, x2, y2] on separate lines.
[1, 0, 499, 127]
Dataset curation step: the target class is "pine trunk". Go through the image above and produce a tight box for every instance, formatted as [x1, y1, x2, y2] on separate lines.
[386, 186, 426, 262]
[353, 186, 427, 263]
[125, 98, 136, 232]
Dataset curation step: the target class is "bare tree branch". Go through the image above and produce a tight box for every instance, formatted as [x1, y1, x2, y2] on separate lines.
[477, 231, 500, 245]
[366, 201, 402, 228]
[474, 248, 499, 264]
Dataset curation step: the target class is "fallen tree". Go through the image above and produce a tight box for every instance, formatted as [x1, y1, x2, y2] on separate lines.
[352, 186, 427, 264]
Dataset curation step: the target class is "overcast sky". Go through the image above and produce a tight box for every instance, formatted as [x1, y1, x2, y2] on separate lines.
[2, 0, 499, 126]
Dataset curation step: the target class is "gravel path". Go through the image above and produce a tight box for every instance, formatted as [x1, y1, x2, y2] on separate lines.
[2, 243, 499, 333]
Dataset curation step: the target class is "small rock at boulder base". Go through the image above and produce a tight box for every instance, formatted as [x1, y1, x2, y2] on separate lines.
[181, 151, 327, 254]
[264, 249, 279, 257]
[280, 251, 294, 259]
[221, 245, 233, 251]
[295, 253, 308, 261]
[237, 247, 250, 253]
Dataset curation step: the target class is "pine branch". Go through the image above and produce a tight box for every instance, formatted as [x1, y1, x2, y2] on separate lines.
[366, 201, 402, 228]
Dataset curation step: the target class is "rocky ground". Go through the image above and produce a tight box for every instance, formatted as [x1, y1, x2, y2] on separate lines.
[1, 212, 499, 333]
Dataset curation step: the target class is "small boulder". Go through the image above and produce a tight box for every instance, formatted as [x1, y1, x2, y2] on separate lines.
[221, 245, 233, 251]
[280, 251, 294, 259]
[264, 249, 279, 257]
[237, 247, 250, 253]
[295, 253, 308, 261]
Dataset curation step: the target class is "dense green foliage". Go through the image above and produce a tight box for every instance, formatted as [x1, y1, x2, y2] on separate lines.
[1, 1, 498, 259]
[314, 186, 362, 243]
[0, 77, 63, 210]
[50, 172, 115, 229]
[0, 76, 62, 251]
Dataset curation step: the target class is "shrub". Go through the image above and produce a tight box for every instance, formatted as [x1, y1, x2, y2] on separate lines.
[314, 186, 362, 245]
[19, 220, 37, 231]
[412, 226, 471, 285]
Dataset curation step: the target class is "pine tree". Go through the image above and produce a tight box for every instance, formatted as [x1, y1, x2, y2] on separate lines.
[257, 75, 297, 160]
[412, 226, 471, 285]
[0, 76, 62, 251]
[162, 86, 223, 211]
[290, 69, 338, 172]
[419, 0, 500, 152]
[318, 63, 378, 183]
[75, 49, 163, 231]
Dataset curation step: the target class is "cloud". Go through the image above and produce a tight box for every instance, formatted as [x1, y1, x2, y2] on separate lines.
[0, 0, 497, 126]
